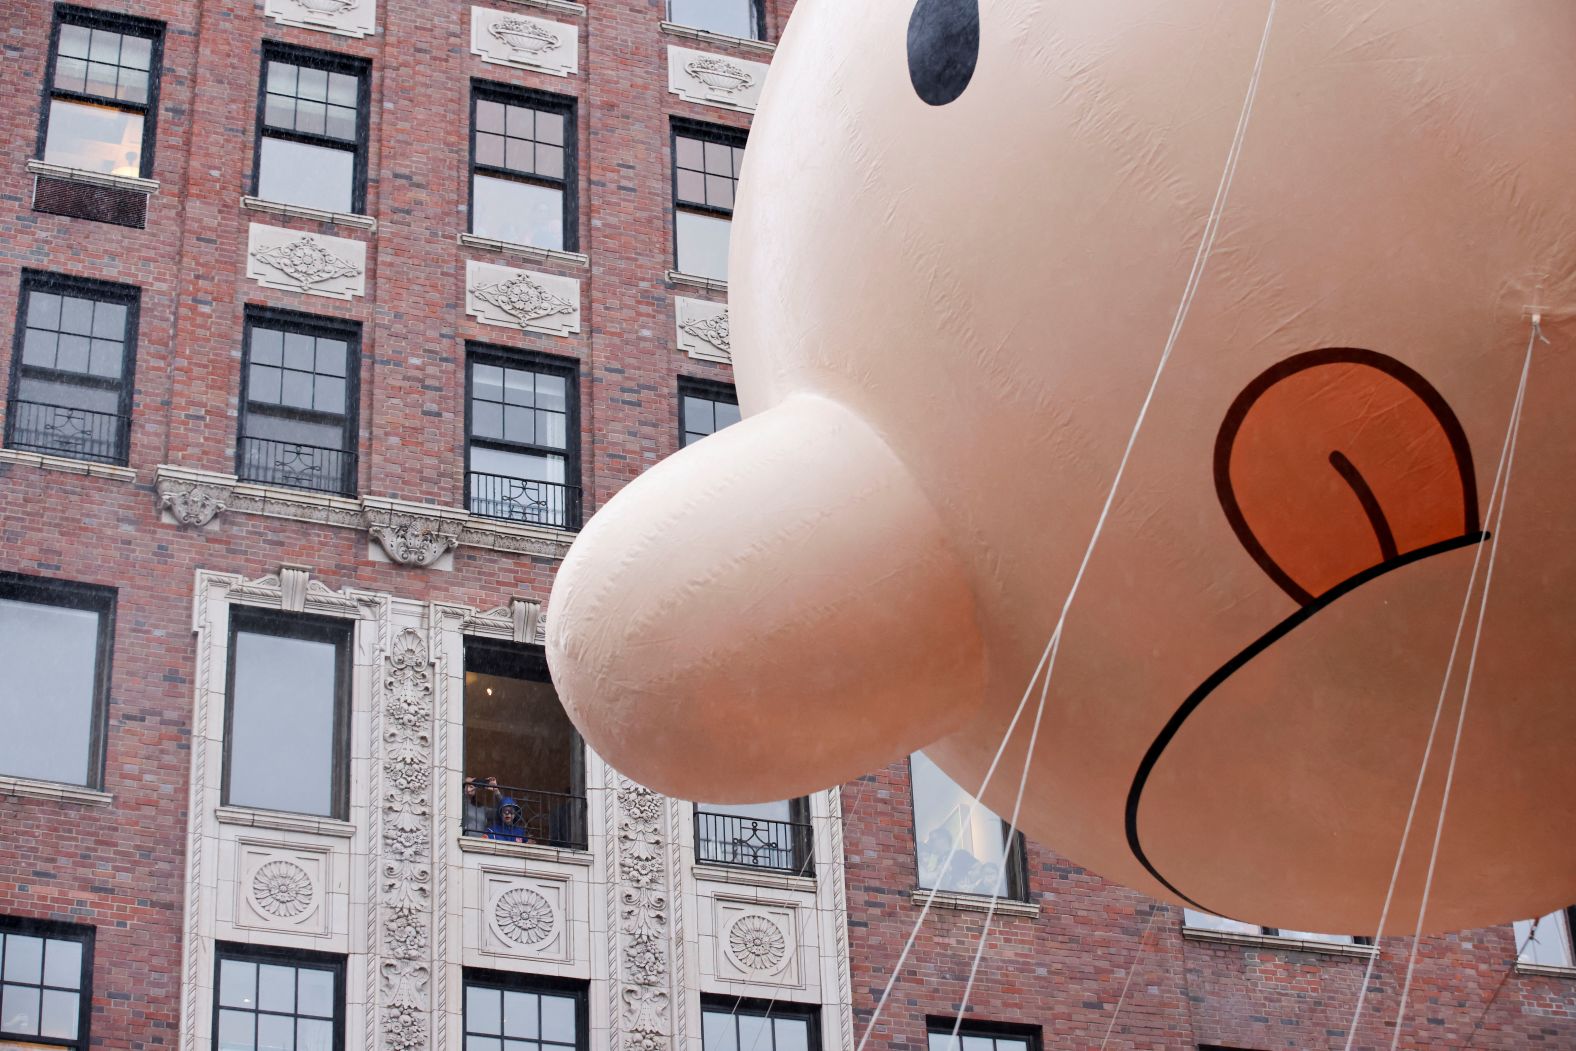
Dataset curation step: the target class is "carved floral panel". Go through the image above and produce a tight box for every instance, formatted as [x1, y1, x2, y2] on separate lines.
[471, 7, 578, 76]
[235, 841, 331, 935]
[264, 0, 377, 39]
[667, 46, 768, 113]
[479, 870, 569, 962]
[714, 898, 800, 986]
[466, 260, 581, 337]
[246, 224, 367, 301]
[675, 297, 731, 363]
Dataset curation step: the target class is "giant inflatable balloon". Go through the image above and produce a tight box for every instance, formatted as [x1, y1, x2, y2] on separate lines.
[548, 0, 1576, 935]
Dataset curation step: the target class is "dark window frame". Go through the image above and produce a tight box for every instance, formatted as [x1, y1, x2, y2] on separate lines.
[926, 1017, 1043, 1051]
[462, 969, 589, 1051]
[678, 376, 738, 448]
[221, 606, 354, 820]
[463, 343, 582, 528]
[0, 571, 115, 791]
[237, 304, 361, 496]
[670, 118, 747, 274]
[462, 635, 588, 801]
[251, 40, 372, 215]
[467, 80, 579, 252]
[907, 755, 1032, 903]
[212, 941, 346, 1051]
[6, 269, 140, 466]
[665, 0, 767, 41]
[0, 915, 96, 1051]
[701, 996, 822, 1051]
[37, 4, 165, 179]
[692, 796, 814, 876]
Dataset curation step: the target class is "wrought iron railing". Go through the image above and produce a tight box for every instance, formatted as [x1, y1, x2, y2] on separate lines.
[460, 781, 588, 851]
[6, 399, 127, 464]
[467, 471, 581, 530]
[694, 811, 814, 876]
[239, 436, 355, 496]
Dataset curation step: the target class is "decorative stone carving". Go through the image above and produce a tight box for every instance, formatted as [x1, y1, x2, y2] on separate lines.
[495, 887, 555, 945]
[668, 45, 768, 112]
[235, 842, 329, 934]
[675, 298, 731, 363]
[471, 7, 578, 76]
[713, 896, 800, 984]
[247, 224, 367, 301]
[616, 778, 671, 1051]
[363, 503, 464, 569]
[157, 477, 232, 527]
[264, 0, 377, 39]
[726, 914, 787, 971]
[252, 861, 314, 918]
[465, 260, 581, 336]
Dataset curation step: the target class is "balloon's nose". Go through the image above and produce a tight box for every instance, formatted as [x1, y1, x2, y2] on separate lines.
[546, 394, 987, 802]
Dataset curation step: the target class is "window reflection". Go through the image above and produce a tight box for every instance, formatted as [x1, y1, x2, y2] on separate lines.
[667, 0, 761, 40]
[43, 99, 144, 177]
[1515, 910, 1576, 968]
[911, 752, 1014, 898]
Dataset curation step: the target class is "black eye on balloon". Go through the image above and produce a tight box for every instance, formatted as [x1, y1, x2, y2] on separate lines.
[907, 0, 980, 106]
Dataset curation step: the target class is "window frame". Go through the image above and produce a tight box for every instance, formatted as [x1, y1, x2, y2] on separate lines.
[463, 343, 582, 527]
[677, 377, 739, 448]
[926, 1017, 1043, 1051]
[0, 571, 115, 791]
[462, 969, 589, 1051]
[1181, 909, 1373, 947]
[670, 118, 748, 277]
[251, 40, 372, 215]
[467, 80, 579, 252]
[462, 635, 588, 801]
[692, 797, 814, 876]
[665, 0, 766, 41]
[221, 606, 353, 820]
[0, 915, 96, 1051]
[236, 304, 361, 496]
[36, 4, 164, 180]
[907, 755, 1031, 903]
[212, 941, 346, 1051]
[6, 270, 140, 466]
[701, 996, 821, 1051]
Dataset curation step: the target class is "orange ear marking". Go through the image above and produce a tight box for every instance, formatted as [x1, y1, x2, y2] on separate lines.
[1215, 349, 1480, 606]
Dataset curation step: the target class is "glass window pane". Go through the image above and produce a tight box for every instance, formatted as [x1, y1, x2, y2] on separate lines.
[22, 329, 59, 368]
[536, 410, 566, 450]
[43, 938, 83, 989]
[929, 1034, 958, 1051]
[87, 29, 121, 64]
[91, 301, 127, 339]
[536, 111, 565, 146]
[118, 67, 149, 105]
[468, 985, 502, 1035]
[267, 61, 297, 96]
[89, 339, 123, 378]
[715, 400, 741, 429]
[220, 959, 258, 1008]
[57, 24, 92, 58]
[84, 61, 119, 99]
[1516, 912, 1575, 968]
[502, 370, 535, 406]
[737, 1014, 769, 1051]
[675, 210, 732, 281]
[257, 964, 296, 1013]
[44, 98, 144, 177]
[534, 374, 566, 410]
[4, 936, 43, 984]
[476, 99, 506, 134]
[502, 990, 537, 1037]
[472, 175, 563, 251]
[704, 140, 734, 175]
[324, 105, 357, 142]
[774, 1018, 809, 1051]
[297, 967, 334, 1018]
[473, 402, 503, 440]
[250, 364, 282, 405]
[56, 334, 90, 374]
[675, 135, 705, 170]
[536, 145, 565, 181]
[314, 376, 346, 415]
[227, 628, 341, 816]
[251, 328, 284, 365]
[264, 95, 296, 130]
[504, 105, 533, 138]
[961, 1037, 994, 1051]
[298, 1017, 333, 1051]
[327, 72, 357, 106]
[0, 599, 100, 786]
[297, 66, 328, 101]
[705, 173, 735, 210]
[218, 1008, 257, 1051]
[54, 56, 88, 93]
[283, 333, 315, 371]
[60, 297, 94, 335]
[668, 0, 758, 39]
[258, 1012, 295, 1051]
[912, 751, 1012, 896]
[27, 292, 63, 330]
[503, 406, 534, 443]
[475, 133, 506, 169]
[1, 983, 41, 1035]
[315, 340, 348, 377]
[540, 995, 575, 1042]
[296, 99, 328, 136]
[503, 138, 534, 174]
[120, 34, 152, 70]
[281, 370, 314, 410]
[468, 1039, 502, 1051]
[40, 988, 80, 1039]
[702, 1011, 738, 1051]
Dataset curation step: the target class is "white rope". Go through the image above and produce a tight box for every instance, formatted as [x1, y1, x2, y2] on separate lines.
[1387, 325, 1541, 1050]
[1340, 322, 1541, 1050]
[856, 3, 1280, 1045]
[1098, 903, 1164, 1050]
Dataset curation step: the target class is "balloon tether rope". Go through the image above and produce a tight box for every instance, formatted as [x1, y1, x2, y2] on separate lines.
[856, 2, 1279, 1046]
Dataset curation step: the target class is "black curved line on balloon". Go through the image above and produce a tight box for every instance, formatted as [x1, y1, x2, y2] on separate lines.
[1329, 451, 1400, 562]
[907, 0, 980, 106]
[1123, 531, 1488, 914]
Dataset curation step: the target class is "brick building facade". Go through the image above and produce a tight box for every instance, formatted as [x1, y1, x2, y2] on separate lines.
[0, 1, 1570, 1049]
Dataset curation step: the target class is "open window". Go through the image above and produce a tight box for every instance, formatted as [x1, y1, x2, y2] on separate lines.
[1515, 908, 1576, 969]
[910, 752, 1029, 901]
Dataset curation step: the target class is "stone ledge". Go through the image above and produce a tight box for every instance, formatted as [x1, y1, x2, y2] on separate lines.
[458, 835, 594, 867]
[458, 233, 589, 269]
[0, 447, 138, 481]
[241, 196, 377, 231]
[498, 0, 586, 16]
[1182, 926, 1378, 959]
[28, 159, 158, 194]
[909, 888, 1040, 918]
[659, 21, 775, 56]
[666, 269, 729, 293]
[217, 805, 357, 839]
[0, 775, 113, 807]
[693, 863, 818, 894]
[1517, 962, 1576, 979]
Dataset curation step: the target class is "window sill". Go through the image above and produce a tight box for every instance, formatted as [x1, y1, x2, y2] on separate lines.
[1516, 962, 1576, 979]
[909, 888, 1040, 918]
[242, 196, 377, 232]
[694, 863, 817, 893]
[458, 835, 594, 867]
[498, 0, 586, 16]
[0, 774, 112, 807]
[0, 447, 136, 481]
[458, 233, 589, 268]
[660, 21, 775, 56]
[1181, 926, 1378, 959]
[216, 805, 356, 839]
[667, 269, 729, 293]
[28, 159, 158, 195]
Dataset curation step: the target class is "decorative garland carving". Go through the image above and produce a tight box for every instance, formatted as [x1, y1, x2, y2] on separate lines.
[616, 778, 671, 1051]
[680, 311, 730, 354]
[685, 55, 754, 94]
[490, 17, 559, 54]
[251, 234, 363, 292]
[367, 514, 462, 568]
[473, 271, 578, 327]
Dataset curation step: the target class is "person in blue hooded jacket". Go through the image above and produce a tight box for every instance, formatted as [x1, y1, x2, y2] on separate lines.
[485, 797, 532, 843]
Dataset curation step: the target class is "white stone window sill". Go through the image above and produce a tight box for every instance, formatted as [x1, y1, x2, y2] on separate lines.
[458, 834, 594, 867]
[667, 269, 729, 293]
[232, 477, 364, 515]
[0, 447, 137, 481]
[660, 21, 775, 56]
[216, 805, 356, 839]
[0, 774, 112, 807]
[242, 196, 377, 231]
[499, 0, 585, 16]
[694, 863, 817, 893]
[1182, 926, 1378, 959]
[28, 159, 159, 194]
[1516, 962, 1576, 979]
[909, 888, 1040, 918]
[458, 233, 589, 268]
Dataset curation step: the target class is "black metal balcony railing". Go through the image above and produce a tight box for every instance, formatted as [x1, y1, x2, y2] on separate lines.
[467, 471, 581, 530]
[7, 399, 126, 464]
[461, 781, 589, 851]
[695, 811, 814, 876]
[239, 436, 355, 496]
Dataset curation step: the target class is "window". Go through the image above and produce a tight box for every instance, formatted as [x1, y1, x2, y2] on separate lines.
[694, 799, 813, 874]
[911, 752, 1028, 900]
[0, 574, 113, 790]
[253, 44, 370, 215]
[1181, 910, 1371, 947]
[466, 348, 580, 530]
[462, 638, 586, 849]
[464, 973, 585, 1051]
[238, 308, 359, 496]
[7, 272, 138, 465]
[679, 380, 740, 447]
[666, 0, 764, 40]
[39, 6, 162, 178]
[927, 1019, 1041, 1051]
[0, 918, 93, 1050]
[1515, 908, 1576, 969]
[702, 998, 818, 1051]
[223, 608, 351, 819]
[215, 946, 342, 1051]
[470, 84, 575, 252]
[672, 121, 746, 282]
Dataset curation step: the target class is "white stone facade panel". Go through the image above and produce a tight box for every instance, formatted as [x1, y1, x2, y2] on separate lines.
[246, 223, 367, 301]
[667, 45, 768, 113]
[675, 297, 731, 363]
[466, 259, 582, 336]
[264, 0, 377, 38]
[471, 7, 579, 75]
